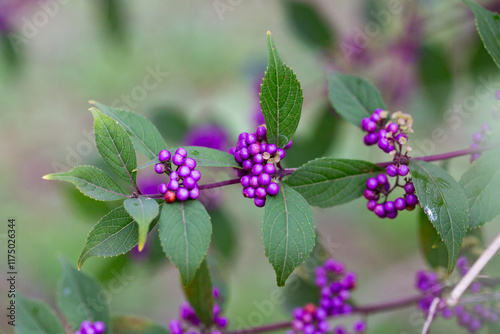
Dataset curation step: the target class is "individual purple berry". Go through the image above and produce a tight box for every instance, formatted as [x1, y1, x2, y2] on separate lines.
[333, 325, 348, 334]
[367, 200, 377, 211]
[385, 144, 395, 153]
[237, 139, 247, 149]
[242, 160, 253, 171]
[246, 133, 257, 145]
[170, 171, 179, 181]
[228, 147, 236, 155]
[249, 176, 260, 188]
[266, 144, 277, 155]
[387, 211, 398, 219]
[258, 173, 272, 186]
[176, 188, 190, 201]
[252, 164, 263, 175]
[213, 286, 220, 299]
[158, 149, 171, 162]
[179, 166, 191, 178]
[184, 157, 197, 169]
[172, 154, 185, 166]
[254, 197, 266, 207]
[168, 180, 180, 191]
[384, 201, 395, 212]
[234, 151, 243, 163]
[240, 148, 250, 160]
[189, 187, 200, 200]
[406, 193, 418, 206]
[366, 178, 378, 190]
[472, 131, 483, 144]
[277, 148, 286, 159]
[284, 140, 293, 150]
[315, 307, 327, 320]
[363, 133, 379, 145]
[404, 182, 415, 194]
[159, 183, 168, 194]
[155, 163, 166, 174]
[93, 322, 105, 334]
[241, 175, 250, 188]
[317, 321, 329, 332]
[81, 326, 95, 334]
[175, 147, 188, 158]
[394, 197, 406, 211]
[365, 120, 378, 133]
[255, 187, 267, 199]
[215, 316, 228, 328]
[361, 117, 370, 130]
[256, 126, 267, 138]
[190, 170, 201, 182]
[239, 132, 249, 141]
[378, 138, 390, 151]
[169, 320, 182, 334]
[386, 122, 399, 134]
[353, 320, 366, 333]
[183, 176, 196, 190]
[267, 182, 280, 196]
[248, 143, 261, 156]
[386, 165, 398, 177]
[398, 165, 409, 176]
[252, 153, 264, 164]
[244, 187, 256, 198]
[378, 129, 387, 139]
[374, 204, 386, 218]
[260, 143, 268, 153]
[292, 320, 304, 331]
[376, 174, 388, 184]
[263, 163, 276, 175]
[471, 153, 481, 162]
[364, 189, 375, 200]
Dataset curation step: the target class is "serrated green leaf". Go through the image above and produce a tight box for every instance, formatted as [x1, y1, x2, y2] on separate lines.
[92, 102, 167, 160]
[183, 260, 214, 327]
[464, 0, 500, 69]
[135, 146, 240, 171]
[284, 1, 335, 49]
[410, 160, 469, 273]
[91, 108, 137, 185]
[263, 182, 315, 286]
[124, 198, 159, 252]
[159, 200, 212, 286]
[459, 152, 500, 229]
[57, 259, 111, 333]
[285, 158, 383, 207]
[78, 205, 158, 269]
[112, 316, 170, 334]
[43, 165, 128, 201]
[418, 208, 448, 269]
[260, 32, 303, 148]
[327, 73, 387, 128]
[17, 296, 65, 334]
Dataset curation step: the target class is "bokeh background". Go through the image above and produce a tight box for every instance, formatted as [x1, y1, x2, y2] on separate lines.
[1, 0, 500, 333]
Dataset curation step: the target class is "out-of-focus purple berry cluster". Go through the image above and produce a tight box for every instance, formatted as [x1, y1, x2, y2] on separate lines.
[229, 126, 290, 208]
[169, 287, 228, 334]
[288, 258, 366, 334]
[74, 320, 105, 334]
[470, 123, 491, 162]
[155, 148, 201, 203]
[416, 257, 500, 333]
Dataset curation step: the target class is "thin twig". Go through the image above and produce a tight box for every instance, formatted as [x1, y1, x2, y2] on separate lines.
[421, 297, 440, 334]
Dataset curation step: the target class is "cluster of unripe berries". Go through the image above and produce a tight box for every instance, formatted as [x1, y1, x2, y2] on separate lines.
[74, 321, 105, 334]
[470, 123, 491, 162]
[288, 259, 366, 334]
[169, 287, 227, 334]
[416, 257, 499, 333]
[229, 126, 288, 207]
[155, 148, 201, 203]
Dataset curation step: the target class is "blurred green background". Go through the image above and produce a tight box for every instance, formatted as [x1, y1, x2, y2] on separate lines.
[1, 0, 500, 333]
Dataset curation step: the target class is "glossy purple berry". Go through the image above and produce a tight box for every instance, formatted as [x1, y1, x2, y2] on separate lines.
[376, 174, 388, 184]
[238, 132, 248, 140]
[234, 151, 243, 163]
[367, 200, 377, 211]
[378, 138, 390, 151]
[277, 148, 286, 159]
[246, 133, 257, 145]
[169, 320, 182, 334]
[252, 153, 264, 164]
[176, 188, 190, 201]
[371, 110, 381, 122]
[168, 180, 179, 191]
[240, 148, 250, 160]
[385, 144, 395, 153]
[190, 170, 201, 182]
[81, 325, 96, 334]
[260, 142, 268, 153]
[406, 193, 418, 206]
[244, 187, 256, 198]
[249, 176, 260, 188]
[158, 149, 171, 162]
[252, 164, 263, 175]
[179, 166, 191, 178]
[172, 154, 185, 166]
[398, 165, 409, 176]
[284, 140, 293, 150]
[183, 176, 196, 190]
[361, 117, 370, 130]
[386, 122, 399, 134]
[258, 173, 271, 186]
[242, 160, 253, 171]
[184, 157, 197, 169]
[228, 147, 236, 155]
[241, 175, 250, 188]
[366, 178, 378, 190]
[386, 165, 397, 177]
[363, 133, 379, 145]
[364, 189, 375, 200]
[263, 163, 276, 175]
[189, 187, 200, 199]
[374, 204, 386, 218]
[237, 139, 247, 149]
[248, 143, 261, 156]
[267, 182, 280, 196]
[175, 147, 188, 158]
[365, 120, 377, 133]
[93, 322, 106, 334]
[384, 201, 395, 212]
[170, 171, 179, 181]
[266, 144, 277, 156]
[159, 183, 168, 194]
[387, 211, 398, 219]
[404, 182, 415, 193]
[394, 197, 406, 211]
[256, 126, 267, 138]
[155, 163, 166, 174]
[255, 187, 267, 199]
[254, 197, 266, 207]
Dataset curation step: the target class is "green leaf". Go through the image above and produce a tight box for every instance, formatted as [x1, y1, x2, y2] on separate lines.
[284, 1, 335, 49]
[210, 209, 238, 264]
[409, 160, 469, 273]
[285, 158, 383, 208]
[183, 260, 214, 327]
[459, 152, 500, 229]
[124, 198, 160, 252]
[78, 205, 158, 269]
[43, 165, 128, 201]
[112, 316, 170, 334]
[159, 200, 212, 285]
[327, 73, 387, 128]
[92, 102, 167, 160]
[57, 259, 111, 333]
[135, 146, 241, 171]
[17, 296, 65, 334]
[418, 208, 448, 269]
[263, 182, 316, 286]
[91, 108, 137, 185]
[464, 0, 500, 68]
[260, 31, 304, 148]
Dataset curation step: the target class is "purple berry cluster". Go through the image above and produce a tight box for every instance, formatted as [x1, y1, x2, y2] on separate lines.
[416, 257, 500, 333]
[470, 123, 491, 162]
[74, 321, 105, 334]
[288, 258, 366, 334]
[229, 126, 289, 208]
[155, 148, 201, 203]
[169, 287, 228, 334]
